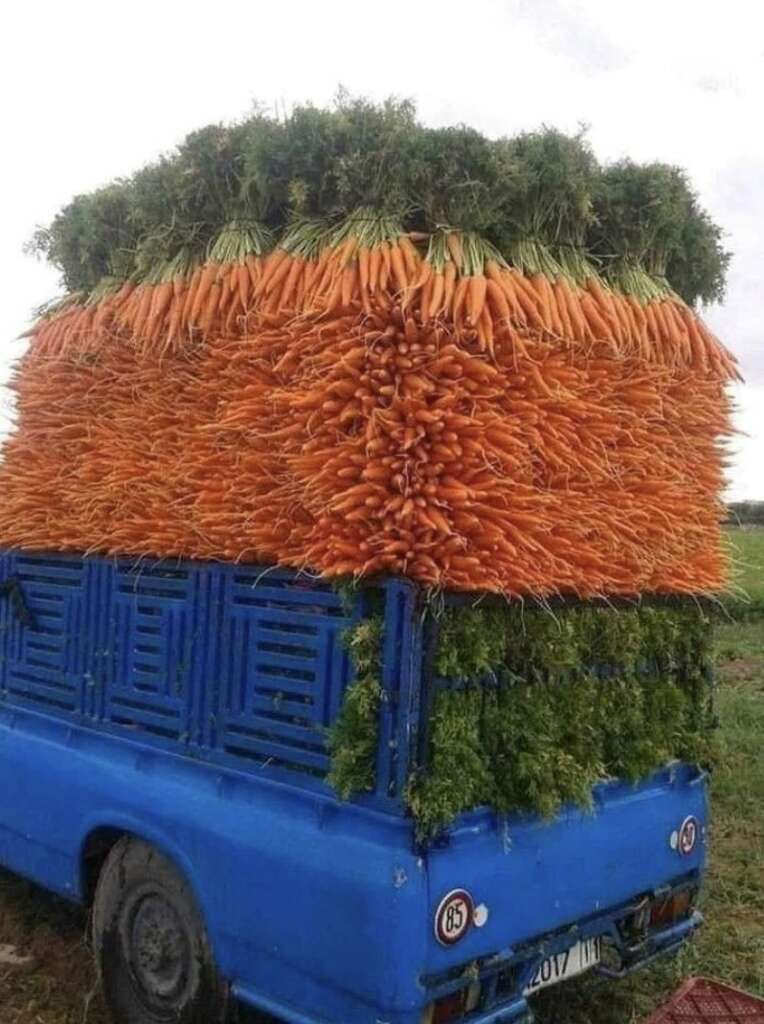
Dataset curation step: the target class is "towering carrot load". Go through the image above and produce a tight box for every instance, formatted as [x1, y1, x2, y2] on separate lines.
[0, 96, 736, 598]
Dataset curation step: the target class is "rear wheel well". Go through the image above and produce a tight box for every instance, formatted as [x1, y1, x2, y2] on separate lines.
[81, 828, 125, 905]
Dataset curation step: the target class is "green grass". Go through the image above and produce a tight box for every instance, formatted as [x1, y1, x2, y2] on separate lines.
[725, 525, 764, 616]
[0, 616, 762, 1022]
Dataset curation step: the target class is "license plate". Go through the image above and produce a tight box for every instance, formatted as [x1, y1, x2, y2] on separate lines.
[524, 936, 602, 996]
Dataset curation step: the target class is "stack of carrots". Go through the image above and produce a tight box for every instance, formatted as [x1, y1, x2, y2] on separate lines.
[0, 219, 735, 598]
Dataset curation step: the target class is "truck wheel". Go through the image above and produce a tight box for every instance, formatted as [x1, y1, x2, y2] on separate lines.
[92, 836, 228, 1024]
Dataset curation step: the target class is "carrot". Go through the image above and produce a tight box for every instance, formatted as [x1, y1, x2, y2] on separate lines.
[419, 273, 434, 322]
[496, 272, 524, 326]
[477, 305, 495, 356]
[441, 262, 457, 318]
[279, 255, 304, 311]
[368, 247, 382, 294]
[579, 293, 612, 343]
[558, 278, 586, 342]
[199, 282, 222, 335]
[217, 270, 233, 316]
[264, 253, 294, 298]
[150, 280, 174, 326]
[585, 275, 613, 318]
[467, 275, 487, 324]
[398, 235, 421, 278]
[379, 242, 391, 292]
[552, 280, 573, 340]
[324, 271, 344, 314]
[428, 272, 446, 319]
[389, 243, 408, 293]
[524, 275, 548, 330]
[190, 263, 220, 323]
[224, 294, 241, 336]
[341, 263, 358, 308]
[181, 267, 202, 327]
[541, 275, 564, 337]
[451, 275, 470, 325]
[257, 249, 289, 295]
[510, 272, 546, 332]
[132, 285, 155, 339]
[680, 307, 709, 371]
[358, 246, 370, 294]
[446, 232, 463, 270]
[486, 279, 511, 325]
[235, 263, 251, 312]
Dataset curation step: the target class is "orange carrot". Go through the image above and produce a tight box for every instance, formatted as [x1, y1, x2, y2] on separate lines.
[190, 263, 220, 323]
[451, 275, 470, 325]
[257, 249, 289, 295]
[446, 232, 463, 270]
[389, 243, 409, 293]
[341, 263, 358, 308]
[440, 261, 457, 317]
[579, 293, 612, 343]
[279, 255, 304, 311]
[428, 272, 446, 319]
[358, 246, 370, 294]
[486, 279, 511, 325]
[368, 247, 382, 294]
[467, 275, 488, 324]
[379, 242, 391, 292]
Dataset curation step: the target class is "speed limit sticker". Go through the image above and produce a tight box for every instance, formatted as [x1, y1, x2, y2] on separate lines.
[435, 889, 474, 946]
[678, 816, 700, 856]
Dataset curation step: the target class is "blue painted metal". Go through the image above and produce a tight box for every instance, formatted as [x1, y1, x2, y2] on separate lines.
[0, 550, 708, 1024]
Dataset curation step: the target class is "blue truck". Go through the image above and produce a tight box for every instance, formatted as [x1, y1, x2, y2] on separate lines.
[0, 550, 706, 1024]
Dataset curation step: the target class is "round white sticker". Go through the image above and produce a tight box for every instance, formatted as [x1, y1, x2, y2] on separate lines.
[435, 890, 474, 946]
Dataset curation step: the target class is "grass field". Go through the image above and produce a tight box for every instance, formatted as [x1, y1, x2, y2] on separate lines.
[0, 528, 761, 1024]
[726, 524, 764, 615]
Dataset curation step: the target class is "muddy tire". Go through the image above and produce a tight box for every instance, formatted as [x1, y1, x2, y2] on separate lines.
[92, 837, 228, 1024]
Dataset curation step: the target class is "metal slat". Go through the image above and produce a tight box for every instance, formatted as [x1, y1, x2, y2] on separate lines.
[222, 731, 329, 772]
[221, 711, 325, 748]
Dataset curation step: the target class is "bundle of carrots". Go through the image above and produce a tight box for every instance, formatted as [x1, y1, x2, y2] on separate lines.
[0, 223, 735, 596]
[0, 97, 739, 599]
[28, 220, 738, 383]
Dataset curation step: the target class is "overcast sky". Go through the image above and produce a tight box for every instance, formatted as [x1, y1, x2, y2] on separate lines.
[1, 0, 761, 498]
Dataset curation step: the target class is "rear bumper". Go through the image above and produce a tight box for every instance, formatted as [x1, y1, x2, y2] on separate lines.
[423, 882, 703, 1024]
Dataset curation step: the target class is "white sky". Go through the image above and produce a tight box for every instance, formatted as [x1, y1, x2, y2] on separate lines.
[1, 0, 761, 498]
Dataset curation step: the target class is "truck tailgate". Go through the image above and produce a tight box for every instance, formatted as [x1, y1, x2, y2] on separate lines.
[425, 763, 707, 972]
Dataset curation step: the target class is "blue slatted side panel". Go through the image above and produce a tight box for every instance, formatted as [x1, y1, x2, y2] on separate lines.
[213, 567, 359, 778]
[2, 554, 87, 718]
[0, 551, 384, 795]
[102, 561, 199, 743]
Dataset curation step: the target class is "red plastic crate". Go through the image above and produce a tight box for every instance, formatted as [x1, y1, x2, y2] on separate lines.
[647, 978, 764, 1023]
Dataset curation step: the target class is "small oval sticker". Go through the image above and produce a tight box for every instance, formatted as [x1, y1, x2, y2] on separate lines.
[435, 889, 474, 946]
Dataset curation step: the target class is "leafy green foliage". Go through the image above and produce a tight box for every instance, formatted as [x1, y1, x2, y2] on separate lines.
[327, 617, 383, 798]
[28, 184, 138, 293]
[492, 127, 600, 248]
[589, 161, 730, 305]
[407, 604, 716, 838]
[28, 95, 729, 306]
[434, 607, 510, 679]
[248, 92, 418, 220]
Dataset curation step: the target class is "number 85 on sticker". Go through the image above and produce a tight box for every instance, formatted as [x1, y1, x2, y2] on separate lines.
[434, 890, 475, 945]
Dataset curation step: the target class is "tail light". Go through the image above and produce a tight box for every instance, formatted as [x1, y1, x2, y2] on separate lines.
[650, 888, 695, 930]
[422, 981, 481, 1023]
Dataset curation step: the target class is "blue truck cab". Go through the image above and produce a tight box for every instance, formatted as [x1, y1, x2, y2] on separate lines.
[0, 551, 707, 1024]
